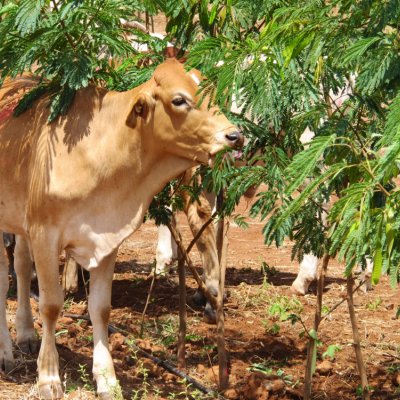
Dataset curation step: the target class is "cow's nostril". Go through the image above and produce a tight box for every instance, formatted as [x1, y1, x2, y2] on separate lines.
[225, 131, 243, 146]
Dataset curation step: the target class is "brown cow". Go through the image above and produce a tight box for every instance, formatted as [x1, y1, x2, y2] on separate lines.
[0, 59, 242, 399]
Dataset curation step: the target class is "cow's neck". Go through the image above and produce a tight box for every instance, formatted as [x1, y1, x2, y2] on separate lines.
[128, 151, 196, 222]
[55, 88, 198, 269]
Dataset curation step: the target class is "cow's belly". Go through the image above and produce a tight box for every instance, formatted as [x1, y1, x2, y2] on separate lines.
[61, 203, 146, 271]
[65, 225, 134, 270]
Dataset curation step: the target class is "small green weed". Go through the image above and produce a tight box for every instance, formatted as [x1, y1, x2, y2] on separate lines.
[78, 364, 94, 391]
[63, 296, 75, 311]
[387, 363, 400, 374]
[55, 329, 68, 338]
[356, 384, 374, 397]
[322, 344, 342, 360]
[130, 350, 150, 400]
[268, 295, 303, 321]
[322, 305, 330, 315]
[262, 320, 281, 335]
[261, 261, 278, 278]
[248, 358, 297, 387]
[157, 316, 179, 347]
[185, 333, 203, 342]
[167, 379, 211, 400]
[366, 297, 382, 311]
[82, 334, 93, 343]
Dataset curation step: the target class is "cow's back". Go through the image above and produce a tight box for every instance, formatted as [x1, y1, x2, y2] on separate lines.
[0, 76, 116, 233]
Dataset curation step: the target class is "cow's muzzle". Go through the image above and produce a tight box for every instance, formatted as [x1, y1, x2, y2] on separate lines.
[225, 131, 244, 149]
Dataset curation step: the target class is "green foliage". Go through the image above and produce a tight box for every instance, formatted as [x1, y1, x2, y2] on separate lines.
[322, 344, 341, 361]
[157, 0, 400, 287]
[2, 0, 400, 287]
[267, 295, 303, 322]
[0, 0, 162, 120]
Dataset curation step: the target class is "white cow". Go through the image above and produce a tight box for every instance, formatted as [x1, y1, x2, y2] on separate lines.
[291, 75, 374, 295]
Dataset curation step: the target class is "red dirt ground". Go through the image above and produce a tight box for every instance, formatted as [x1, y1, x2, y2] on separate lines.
[1, 195, 399, 399]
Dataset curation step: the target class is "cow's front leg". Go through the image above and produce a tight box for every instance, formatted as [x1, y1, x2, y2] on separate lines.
[88, 250, 118, 398]
[14, 236, 38, 354]
[31, 234, 64, 399]
[0, 232, 14, 373]
[155, 216, 178, 275]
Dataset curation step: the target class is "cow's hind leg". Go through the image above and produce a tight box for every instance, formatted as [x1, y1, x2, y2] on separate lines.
[0, 231, 14, 373]
[291, 254, 318, 295]
[3, 233, 16, 288]
[62, 255, 79, 294]
[14, 236, 38, 354]
[88, 250, 118, 398]
[31, 232, 64, 399]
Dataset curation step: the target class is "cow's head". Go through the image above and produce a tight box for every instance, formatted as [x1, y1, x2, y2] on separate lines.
[126, 59, 243, 164]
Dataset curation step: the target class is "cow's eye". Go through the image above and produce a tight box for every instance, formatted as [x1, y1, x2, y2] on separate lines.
[172, 97, 187, 107]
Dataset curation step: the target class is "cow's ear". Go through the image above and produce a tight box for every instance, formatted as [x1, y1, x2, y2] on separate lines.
[126, 92, 154, 128]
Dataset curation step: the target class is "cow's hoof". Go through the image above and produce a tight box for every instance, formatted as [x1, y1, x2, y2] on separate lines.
[39, 382, 64, 399]
[17, 337, 39, 354]
[98, 392, 113, 400]
[191, 290, 207, 308]
[203, 304, 217, 325]
[192, 288, 226, 308]
[290, 279, 311, 296]
[290, 285, 306, 296]
[0, 354, 15, 374]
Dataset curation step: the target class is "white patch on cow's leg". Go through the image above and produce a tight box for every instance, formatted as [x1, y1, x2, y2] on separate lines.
[155, 214, 177, 275]
[291, 253, 319, 295]
[14, 236, 38, 354]
[364, 256, 373, 291]
[31, 233, 64, 399]
[355, 256, 373, 293]
[0, 233, 14, 373]
[88, 250, 118, 397]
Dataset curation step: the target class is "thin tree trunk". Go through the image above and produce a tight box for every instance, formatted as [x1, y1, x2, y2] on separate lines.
[150, 15, 154, 33]
[177, 249, 187, 369]
[346, 276, 370, 400]
[216, 191, 229, 391]
[140, 272, 156, 337]
[216, 216, 229, 391]
[304, 253, 330, 400]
